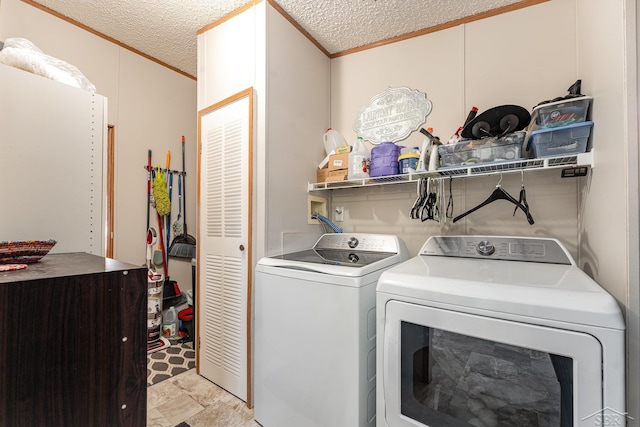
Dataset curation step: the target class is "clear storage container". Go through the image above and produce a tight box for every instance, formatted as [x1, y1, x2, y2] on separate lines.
[531, 96, 591, 131]
[527, 121, 593, 158]
[438, 131, 525, 168]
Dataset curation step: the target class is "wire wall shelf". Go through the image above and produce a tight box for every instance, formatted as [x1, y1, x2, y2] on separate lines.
[307, 151, 593, 191]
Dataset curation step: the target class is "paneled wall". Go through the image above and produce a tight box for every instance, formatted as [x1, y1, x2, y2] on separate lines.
[329, 0, 581, 255]
[329, 0, 637, 420]
[329, 0, 627, 299]
[0, 0, 197, 293]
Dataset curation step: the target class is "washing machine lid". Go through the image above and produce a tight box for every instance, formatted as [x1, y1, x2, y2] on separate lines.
[258, 233, 409, 277]
[377, 236, 625, 330]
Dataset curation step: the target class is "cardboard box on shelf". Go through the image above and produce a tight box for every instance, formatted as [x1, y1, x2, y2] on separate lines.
[328, 152, 349, 172]
[326, 170, 349, 182]
[317, 167, 329, 183]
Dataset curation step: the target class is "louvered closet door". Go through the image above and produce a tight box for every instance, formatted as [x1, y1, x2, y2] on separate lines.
[198, 89, 252, 402]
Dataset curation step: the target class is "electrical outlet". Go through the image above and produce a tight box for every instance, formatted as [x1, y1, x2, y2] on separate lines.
[335, 206, 344, 222]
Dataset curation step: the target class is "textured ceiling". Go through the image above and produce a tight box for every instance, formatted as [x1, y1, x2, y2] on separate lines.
[31, 0, 526, 78]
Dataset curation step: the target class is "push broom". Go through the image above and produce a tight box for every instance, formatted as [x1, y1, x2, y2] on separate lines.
[169, 136, 196, 259]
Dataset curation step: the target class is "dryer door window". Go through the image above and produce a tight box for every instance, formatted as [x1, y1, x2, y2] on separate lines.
[381, 301, 603, 427]
[400, 323, 571, 426]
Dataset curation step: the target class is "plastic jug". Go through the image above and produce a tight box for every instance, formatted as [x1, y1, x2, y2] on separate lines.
[323, 128, 346, 155]
[370, 142, 400, 177]
[162, 306, 178, 338]
[348, 136, 370, 180]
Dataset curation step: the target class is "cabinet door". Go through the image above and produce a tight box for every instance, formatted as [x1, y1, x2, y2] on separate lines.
[0, 265, 147, 427]
[198, 88, 253, 403]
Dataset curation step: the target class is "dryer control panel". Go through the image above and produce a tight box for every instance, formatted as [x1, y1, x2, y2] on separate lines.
[420, 235, 573, 265]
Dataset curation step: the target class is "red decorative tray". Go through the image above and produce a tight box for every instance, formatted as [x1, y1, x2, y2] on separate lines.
[0, 240, 57, 264]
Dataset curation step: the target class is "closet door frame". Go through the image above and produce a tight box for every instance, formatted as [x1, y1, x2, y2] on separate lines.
[197, 87, 254, 405]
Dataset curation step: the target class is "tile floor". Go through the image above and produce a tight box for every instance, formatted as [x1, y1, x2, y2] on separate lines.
[147, 369, 260, 427]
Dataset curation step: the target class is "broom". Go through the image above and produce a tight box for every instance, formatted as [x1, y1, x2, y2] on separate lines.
[169, 136, 196, 259]
[154, 166, 182, 300]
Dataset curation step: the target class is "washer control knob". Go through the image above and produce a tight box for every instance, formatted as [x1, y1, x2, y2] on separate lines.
[348, 253, 359, 263]
[476, 240, 495, 256]
[347, 237, 359, 249]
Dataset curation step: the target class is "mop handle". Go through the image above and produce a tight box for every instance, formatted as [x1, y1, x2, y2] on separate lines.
[146, 149, 152, 231]
[181, 136, 187, 234]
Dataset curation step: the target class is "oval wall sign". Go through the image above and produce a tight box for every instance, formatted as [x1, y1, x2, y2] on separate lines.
[353, 87, 432, 144]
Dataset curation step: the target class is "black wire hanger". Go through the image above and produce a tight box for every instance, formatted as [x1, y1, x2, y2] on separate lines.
[446, 177, 454, 219]
[410, 178, 428, 219]
[453, 174, 534, 224]
[513, 170, 530, 217]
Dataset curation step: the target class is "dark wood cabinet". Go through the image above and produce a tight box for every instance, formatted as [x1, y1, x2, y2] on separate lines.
[0, 253, 147, 427]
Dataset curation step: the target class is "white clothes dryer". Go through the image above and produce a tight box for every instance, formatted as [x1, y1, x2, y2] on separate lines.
[255, 233, 409, 427]
[377, 235, 626, 427]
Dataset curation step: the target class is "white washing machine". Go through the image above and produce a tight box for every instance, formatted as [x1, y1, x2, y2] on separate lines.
[377, 235, 626, 427]
[254, 233, 409, 427]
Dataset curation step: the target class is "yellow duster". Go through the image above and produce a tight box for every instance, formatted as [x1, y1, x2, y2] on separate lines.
[153, 167, 171, 216]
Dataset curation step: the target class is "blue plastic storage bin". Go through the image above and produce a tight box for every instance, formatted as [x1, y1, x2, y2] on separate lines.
[527, 121, 593, 158]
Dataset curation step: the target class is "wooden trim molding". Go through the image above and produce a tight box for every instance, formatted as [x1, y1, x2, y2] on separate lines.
[24, 0, 548, 79]
[197, 0, 263, 35]
[196, 87, 255, 408]
[106, 125, 115, 259]
[199, 0, 547, 59]
[266, 0, 331, 57]
[20, 0, 196, 80]
[196, 107, 202, 376]
[330, 0, 549, 58]
[245, 89, 254, 409]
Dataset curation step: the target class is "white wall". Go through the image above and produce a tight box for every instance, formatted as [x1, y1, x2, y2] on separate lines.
[575, 0, 630, 304]
[197, 2, 331, 260]
[330, 0, 582, 258]
[264, 6, 331, 256]
[198, 4, 265, 265]
[0, 0, 197, 293]
[197, 7, 258, 110]
[630, 0, 640, 418]
[330, 0, 638, 420]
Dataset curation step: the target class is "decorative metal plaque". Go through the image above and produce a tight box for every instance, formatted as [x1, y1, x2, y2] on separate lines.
[353, 87, 432, 144]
